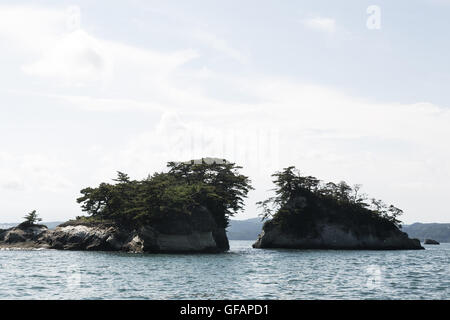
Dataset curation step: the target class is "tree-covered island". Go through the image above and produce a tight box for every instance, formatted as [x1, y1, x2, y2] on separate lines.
[35, 158, 251, 252]
[1, 158, 253, 252]
[76, 160, 252, 231]
[253, 167, 423, 250]
[0, 161, 423, 251]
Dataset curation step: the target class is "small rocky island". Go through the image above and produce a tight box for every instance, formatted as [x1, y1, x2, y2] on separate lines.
[0, 208, 229, 252]
[423, 239, 440, 245]
[253, 167, 423, 250]
[0, 158, 252, 253]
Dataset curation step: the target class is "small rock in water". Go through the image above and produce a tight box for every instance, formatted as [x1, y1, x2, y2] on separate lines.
[423, 239, 440, 245]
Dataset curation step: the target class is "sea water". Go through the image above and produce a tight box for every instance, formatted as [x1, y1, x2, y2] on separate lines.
[0, 241, 448, 299]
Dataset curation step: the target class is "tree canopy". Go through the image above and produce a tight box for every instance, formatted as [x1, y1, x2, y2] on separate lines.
[22, 210, 42, 225]
[76, 160, 253, 228]
[258, 166, 403, 228]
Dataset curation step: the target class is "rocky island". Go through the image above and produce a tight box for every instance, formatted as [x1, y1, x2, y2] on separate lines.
[0, 208, 228, 252]
[0, 221, 48, 249]
[253, 167, 423, 250]
[0, 158, 252, 253]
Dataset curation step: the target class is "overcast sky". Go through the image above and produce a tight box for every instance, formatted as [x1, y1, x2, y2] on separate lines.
[1, 0, 449, 223]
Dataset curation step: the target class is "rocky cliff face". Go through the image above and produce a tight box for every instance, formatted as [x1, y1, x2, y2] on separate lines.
[253, 221, 423, 250]
[0, 208, 229, 253]
[423, 238, 440, 245]
[0, 223, 48, 248]
[39, 224, 228, 253]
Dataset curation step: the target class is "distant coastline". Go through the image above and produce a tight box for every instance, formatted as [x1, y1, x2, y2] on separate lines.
[0, 222, 63, 230]
[227, 219, 450, 243]
[2, 220, 448, 243]
[1, 160, 444, 251]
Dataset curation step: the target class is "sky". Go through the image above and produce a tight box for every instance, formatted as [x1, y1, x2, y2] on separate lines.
[0, 0, 449, 223]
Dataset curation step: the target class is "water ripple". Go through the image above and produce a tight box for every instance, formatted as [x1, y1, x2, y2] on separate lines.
[0, 241, 448, 299]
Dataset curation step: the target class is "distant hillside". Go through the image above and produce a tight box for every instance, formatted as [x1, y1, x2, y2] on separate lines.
[227, 219, 450, 242]
[2, 220, 448, 242]
[0, 221, 63, 230]
[402, 223, 450, 243]
[227, 218, 263, 240]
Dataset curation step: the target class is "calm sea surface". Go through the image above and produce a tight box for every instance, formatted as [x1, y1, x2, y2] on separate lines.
[0, 241, 448, 299]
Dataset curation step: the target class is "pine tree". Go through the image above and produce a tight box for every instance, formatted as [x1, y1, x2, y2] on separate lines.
[23, 210, 42, 225]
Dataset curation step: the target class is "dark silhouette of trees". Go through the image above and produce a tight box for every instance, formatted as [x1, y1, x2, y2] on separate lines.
[258, 166, 403, 228]
[76, 160, 253, 228]
[22, 210, 42, 225]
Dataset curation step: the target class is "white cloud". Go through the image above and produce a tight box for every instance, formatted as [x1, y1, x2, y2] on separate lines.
[193, 29, 249, 64]
[0, 5, 65, 52]
[0, 5, 198, 87]
[0, 4, 448, 223]
[302, 16, 336, 33]
[21, 29, 111, 84]
[0, 5, 247, 114]
[91, 78, 450, 222]
[44, 93, 167, 112]
[0, 152, 73, 193]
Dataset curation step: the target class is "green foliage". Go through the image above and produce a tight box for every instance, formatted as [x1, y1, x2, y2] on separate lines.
[76, 160, 253, 228]
[23, 210, 42, 225]
[258, 167, 403, 229]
